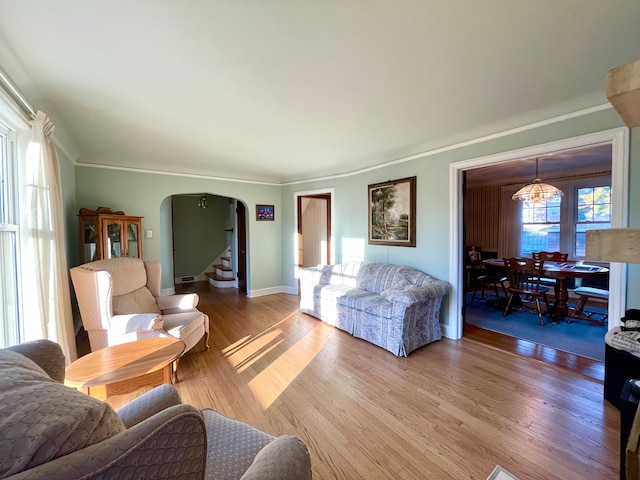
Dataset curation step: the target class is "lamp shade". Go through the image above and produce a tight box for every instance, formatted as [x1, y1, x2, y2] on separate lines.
[511, 179, 563, 203]
[511, 157, 564, 204]
[606, 58, 640, 128]
[585, 228, 640, 263]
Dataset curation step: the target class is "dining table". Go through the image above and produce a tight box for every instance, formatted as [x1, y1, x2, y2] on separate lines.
[482, 258, 609, 321]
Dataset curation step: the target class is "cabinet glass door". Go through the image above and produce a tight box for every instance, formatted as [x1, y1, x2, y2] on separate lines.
[105, 221, 122, 258]
[127, 223, 139, 258]
[82, 219, 97, 262]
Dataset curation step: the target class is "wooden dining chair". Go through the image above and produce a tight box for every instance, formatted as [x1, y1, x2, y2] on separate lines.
[503, 257, 551, 326]
[531, 251, 569, 289]
[532, 251, 568, 263]
[467, 258, 508, 305]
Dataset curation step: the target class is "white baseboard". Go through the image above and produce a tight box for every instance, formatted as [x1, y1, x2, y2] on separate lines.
[248, 285, 297, 298]
[440, 323, 457, 340]
[162, 287, 176, 296]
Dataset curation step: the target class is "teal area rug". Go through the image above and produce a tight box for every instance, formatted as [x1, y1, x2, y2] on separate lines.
[465, 294, 606, 361]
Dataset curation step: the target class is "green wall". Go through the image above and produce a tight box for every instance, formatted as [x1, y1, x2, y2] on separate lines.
[58, 148, 77, 266]
[172, 194, 230, 278]
[281, 107, 639, 330]
[74, 168, 281, 293]
[72, 107, 639, 330]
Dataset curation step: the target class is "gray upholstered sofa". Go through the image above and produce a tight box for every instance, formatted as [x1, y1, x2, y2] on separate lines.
[299, 262, 450, 356]
[0, 340, 311, 479]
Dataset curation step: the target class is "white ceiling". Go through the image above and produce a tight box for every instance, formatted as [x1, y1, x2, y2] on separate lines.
[0, 1, 638, 184]
[465, 144, 613, 188]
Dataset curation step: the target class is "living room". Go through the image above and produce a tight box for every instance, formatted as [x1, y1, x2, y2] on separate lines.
[1, 2, 640, 479]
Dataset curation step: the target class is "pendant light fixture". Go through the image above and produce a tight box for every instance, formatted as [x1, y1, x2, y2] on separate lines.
[198, 194, 209, 208]
[511, 158, 563, 204]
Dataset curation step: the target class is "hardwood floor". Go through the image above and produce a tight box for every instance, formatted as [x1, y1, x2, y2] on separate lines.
[104, 282, 620, 479]
[463, 324, 606, 383]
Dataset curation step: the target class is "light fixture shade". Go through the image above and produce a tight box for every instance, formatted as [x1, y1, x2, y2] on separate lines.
[606, 58, 640, 128]
[198, 194, 209, 208]
[511, 157, 564, 204]
[586, 228, 640, 263]
[511, 179, 564, 203]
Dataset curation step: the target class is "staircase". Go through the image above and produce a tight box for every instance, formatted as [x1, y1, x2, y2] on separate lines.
[205, 252, 235, 288]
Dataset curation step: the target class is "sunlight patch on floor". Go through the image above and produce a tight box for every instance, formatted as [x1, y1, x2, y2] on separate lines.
[246, 320, 331, 410]
[224, 329, 284, 370]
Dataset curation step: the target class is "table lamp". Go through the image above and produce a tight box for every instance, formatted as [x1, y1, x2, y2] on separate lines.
[586, 229, 640, 264]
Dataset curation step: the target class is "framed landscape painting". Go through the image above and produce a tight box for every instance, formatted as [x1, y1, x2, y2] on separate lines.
[256, 204, 275, 221]
[368, 176, 416, 247]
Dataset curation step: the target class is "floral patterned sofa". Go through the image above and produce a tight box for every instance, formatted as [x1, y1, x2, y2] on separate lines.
[299, 262, 450, 356]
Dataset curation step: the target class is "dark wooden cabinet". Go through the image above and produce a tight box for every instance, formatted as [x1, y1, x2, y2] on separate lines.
[78, 207, 143, 263]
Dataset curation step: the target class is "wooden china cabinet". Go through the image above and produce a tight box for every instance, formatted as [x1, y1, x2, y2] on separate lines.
[78, 207, 143, 263]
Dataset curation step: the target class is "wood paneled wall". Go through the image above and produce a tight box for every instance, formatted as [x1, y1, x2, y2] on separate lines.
[465, 185, 501, 252]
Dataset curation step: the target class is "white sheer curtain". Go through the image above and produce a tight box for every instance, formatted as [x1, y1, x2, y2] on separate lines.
[19, 111, 77, 362]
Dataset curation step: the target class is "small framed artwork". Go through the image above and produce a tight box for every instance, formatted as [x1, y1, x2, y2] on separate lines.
[368, 176, 416, 247]
[256, 204, 275, 221]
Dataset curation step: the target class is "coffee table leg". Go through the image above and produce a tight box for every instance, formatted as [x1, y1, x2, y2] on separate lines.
[81, 385, 107, 401]
[167, 359, 179, 384]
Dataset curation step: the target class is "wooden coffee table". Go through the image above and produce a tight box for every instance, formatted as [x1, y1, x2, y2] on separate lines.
[65, 337, 185, 400]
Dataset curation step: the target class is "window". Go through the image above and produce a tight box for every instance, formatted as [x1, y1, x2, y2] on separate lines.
[0, 130, 20, 347]
[518, 179, 612, 259]
[520, 196, 561, 255]
[575, 185, 611, 257]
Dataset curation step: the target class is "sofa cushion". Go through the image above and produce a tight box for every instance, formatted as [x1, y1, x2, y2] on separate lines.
[380, 279, 412, 301]
[313, 284, 393, 318]
[0, 349, 126, 478]
[357, 263, 400, 293]
[113, 286, 162, 315]
[319, 262, 361, 287]
[162, 311, 205, 340]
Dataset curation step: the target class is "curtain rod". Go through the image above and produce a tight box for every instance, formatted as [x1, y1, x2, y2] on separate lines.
[0, 66, 37, 120]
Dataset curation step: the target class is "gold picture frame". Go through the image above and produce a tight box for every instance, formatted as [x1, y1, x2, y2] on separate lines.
[368, 176, 416, 247]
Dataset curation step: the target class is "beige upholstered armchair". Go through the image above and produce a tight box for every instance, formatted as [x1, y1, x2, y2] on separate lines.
[70, 258, 210, 370]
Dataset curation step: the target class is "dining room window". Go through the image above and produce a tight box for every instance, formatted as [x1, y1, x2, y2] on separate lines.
[520, 196, 562, 255]
[575, 185, 611, 257]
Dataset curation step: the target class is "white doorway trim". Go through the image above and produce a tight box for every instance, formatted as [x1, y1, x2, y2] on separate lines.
[293, 188, 335, 293]
[447, 127, 629, 340]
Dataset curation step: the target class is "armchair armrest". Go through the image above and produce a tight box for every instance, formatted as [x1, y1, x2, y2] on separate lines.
[157, 293, 199, 311]
[241, 436, 312, 480]
[117, 384, 183, 428]
[6, 339, 66, 383]
[10, 404, 206, 480]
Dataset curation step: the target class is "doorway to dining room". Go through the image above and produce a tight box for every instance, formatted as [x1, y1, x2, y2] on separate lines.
[454, 130, 627, 364]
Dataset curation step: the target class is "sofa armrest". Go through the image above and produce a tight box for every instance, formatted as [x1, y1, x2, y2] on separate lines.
[299, 266, 323, 286]
[117, 384, 183, 428]
[157, 293, 199, 311]
[6, 339, 66, 383]
[9, 404, 206, 480]
[381, 280, 451, 305]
